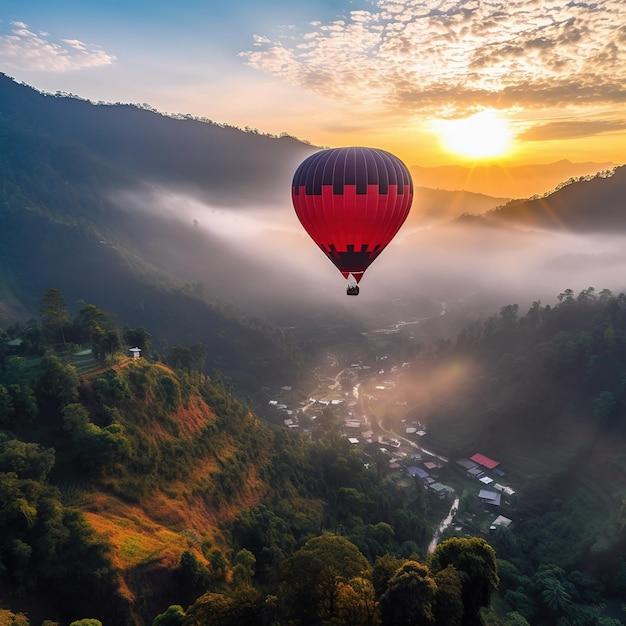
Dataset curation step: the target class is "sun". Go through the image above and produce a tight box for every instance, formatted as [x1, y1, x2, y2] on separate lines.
[437, 110, 513, 159]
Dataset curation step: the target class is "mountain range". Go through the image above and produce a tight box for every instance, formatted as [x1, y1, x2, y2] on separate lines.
[410, 160, 616, 198]
[2, 71, 626, 357]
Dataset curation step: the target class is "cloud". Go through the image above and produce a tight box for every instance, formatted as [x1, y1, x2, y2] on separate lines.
[520, 118, 626, 141]
[0, 21, 115, 72]
[242, 0, 626, 120]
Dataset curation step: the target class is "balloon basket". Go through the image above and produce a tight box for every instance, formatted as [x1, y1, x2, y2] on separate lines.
[346, 275, 360, 296]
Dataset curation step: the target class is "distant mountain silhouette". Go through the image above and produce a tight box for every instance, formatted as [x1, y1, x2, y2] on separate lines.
[0, 73, 317, 208]
[484, 166, 626, 232]
[3, 71, 626, 359]
[0, 73, 510, 322]
[0, 73, 321, 397]
[407, 186, 509, 228]
[410, 160, 616, 198]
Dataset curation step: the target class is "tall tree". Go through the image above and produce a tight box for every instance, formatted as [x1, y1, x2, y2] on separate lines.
[432, 565, 463, 626]
[379, 560, 436, 626]
[281, 534, 370, 624]
[429, 537, 499, 626]
[39, 288, 70, 344]
[36, 354, 79, 409]
[335, 577, 380, 626]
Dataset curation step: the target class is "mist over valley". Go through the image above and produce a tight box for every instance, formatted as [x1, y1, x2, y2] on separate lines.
[3, 74, 626, 625]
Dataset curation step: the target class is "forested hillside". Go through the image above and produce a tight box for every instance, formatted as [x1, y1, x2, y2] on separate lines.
[485, 167, 625, 231]
[0, 291, 503, 626]
[0, 72, 316, 209]
[2, 288, 626, 625]
[389, 287, 626, 625]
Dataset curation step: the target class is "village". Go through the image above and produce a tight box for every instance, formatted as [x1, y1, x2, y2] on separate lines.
[266, 349, 518, 548]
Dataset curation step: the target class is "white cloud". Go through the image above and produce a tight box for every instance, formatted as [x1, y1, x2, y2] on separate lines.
[0, 21, 115, 72]
[242, 0, 626, 119]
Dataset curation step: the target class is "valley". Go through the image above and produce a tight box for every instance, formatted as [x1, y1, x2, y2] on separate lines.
[1, 73, 626, 625]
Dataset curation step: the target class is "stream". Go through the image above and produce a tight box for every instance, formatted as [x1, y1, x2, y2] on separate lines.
[427, 495, 460, 554]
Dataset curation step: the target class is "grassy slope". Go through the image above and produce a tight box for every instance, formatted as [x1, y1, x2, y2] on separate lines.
[70, 360, 274, 618]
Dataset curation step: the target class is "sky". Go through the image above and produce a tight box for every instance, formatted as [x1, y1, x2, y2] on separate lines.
[1, 0, 626, 168]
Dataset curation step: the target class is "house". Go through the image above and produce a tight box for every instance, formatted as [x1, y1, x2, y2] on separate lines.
[424, 461, 442, 470]
[490, 515, 513, 531]
[494, 483, 516, 496]
[470, 453, 500, 470]
[430, 483, 450, 499]
[467, 467, 485, 480]
[456, 459, 478, 471]
[407, 466, 429, 479]
[478, 489, 502, 506]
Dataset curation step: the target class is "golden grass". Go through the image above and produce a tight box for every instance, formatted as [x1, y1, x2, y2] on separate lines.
[173, 396, 215, 438]
[78, 362, 271, 610]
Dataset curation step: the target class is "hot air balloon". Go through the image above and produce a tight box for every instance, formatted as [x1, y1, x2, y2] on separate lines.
[291, 147, 413, 295]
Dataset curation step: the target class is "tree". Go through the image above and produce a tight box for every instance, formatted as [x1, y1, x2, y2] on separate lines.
[592, 391, 617, 426]
[0, 384, 14, 426]
[429, 537, 499, 626]
[281, 534, 370, 624]
[504, 612, 531, 626]
[232, 548, 256, 585]
[379, 560, 437, 625]
[75, 303, 120, 358]
[0, 609, 30, 625]
[39, 288, 70, 344]
[335, 577, 380, 626]
[432, 565, 463, 626]
[22, 320, 46, 354]
[208, 548, 229, 583]
[37, 354, 79, 408]
[183, 587, 262, 626]
[177, 550, 210, 602]
[5, 383, 37, 424]
[62, 403, 131, 470]
[540, 578, 572, 614]
[372, 553, 405, 600]
[123, 326, 152, 354]
[152, 604, 185, 626]
[0, 438, 55, 482]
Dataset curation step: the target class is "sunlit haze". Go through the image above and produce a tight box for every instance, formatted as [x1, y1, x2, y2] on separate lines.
[1, 0, 626, 169]
[435, 110, 514, 159]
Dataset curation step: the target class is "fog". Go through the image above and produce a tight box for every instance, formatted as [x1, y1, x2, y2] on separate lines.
[110, 182, 626, 337]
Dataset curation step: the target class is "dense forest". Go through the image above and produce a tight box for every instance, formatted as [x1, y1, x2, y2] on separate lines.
[1, 287, 626, 625]
[0, 288, 496, 625]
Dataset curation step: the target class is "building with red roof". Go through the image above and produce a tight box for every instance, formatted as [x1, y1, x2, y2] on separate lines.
[470, 453, 500, 470]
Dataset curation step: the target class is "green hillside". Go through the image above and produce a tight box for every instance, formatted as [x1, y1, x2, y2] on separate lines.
[2, 290, 626, 625]
[0, 298, 469, 625]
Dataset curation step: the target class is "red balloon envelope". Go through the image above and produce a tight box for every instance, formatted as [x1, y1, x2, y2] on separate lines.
[291, 147, 413, 293]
